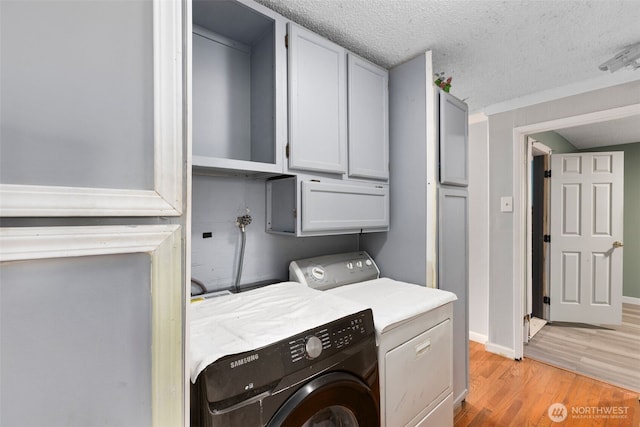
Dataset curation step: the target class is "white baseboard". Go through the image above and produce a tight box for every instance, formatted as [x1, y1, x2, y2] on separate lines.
[485, 342, 516, 360]
[622, 296, 640, 306]
[469, 331, 488, 344]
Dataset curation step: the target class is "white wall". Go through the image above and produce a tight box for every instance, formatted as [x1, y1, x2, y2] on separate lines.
[468, 117, 489, 343]
[191, 174, 358, 292]
[486, 79, 640, 356]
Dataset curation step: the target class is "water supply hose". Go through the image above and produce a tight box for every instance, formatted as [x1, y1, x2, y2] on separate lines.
[233, 214, 252, 293]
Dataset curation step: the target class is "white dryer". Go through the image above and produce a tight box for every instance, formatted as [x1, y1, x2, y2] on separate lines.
[290, 252, 457, 427]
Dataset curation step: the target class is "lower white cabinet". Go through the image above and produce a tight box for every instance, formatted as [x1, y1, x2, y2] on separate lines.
[267, 176, 389, 236]
[385, 319, 452, 427]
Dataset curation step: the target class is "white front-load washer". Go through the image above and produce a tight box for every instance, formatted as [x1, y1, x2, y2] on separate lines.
[289, 252, 457, 427]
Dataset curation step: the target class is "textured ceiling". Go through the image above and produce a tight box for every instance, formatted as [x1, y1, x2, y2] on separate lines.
[556, 115, 640, 149]
[253, 0, 640, 114]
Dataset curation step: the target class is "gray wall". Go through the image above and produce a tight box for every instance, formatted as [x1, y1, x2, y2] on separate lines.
[486, 80, 640, 353]
[468, 119, 489, 341]
[1, 254, 152, 427]
[0, 0, 154, 190]
[191, 174, 358, 292]
[361, 54, 429, 285]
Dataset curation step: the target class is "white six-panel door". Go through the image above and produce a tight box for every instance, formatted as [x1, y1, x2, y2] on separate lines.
[550, 152, 624, 324]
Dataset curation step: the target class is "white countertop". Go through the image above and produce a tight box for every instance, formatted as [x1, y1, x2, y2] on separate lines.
[326, 278, 457, 334]
[189, 281, 369, 383]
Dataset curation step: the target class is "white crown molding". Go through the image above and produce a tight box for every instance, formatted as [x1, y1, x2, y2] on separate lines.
[483, 72, 640, 116]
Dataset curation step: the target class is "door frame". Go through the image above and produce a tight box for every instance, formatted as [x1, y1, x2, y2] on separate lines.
[511, 103, 640, 359]
[524, 138, 551, 343]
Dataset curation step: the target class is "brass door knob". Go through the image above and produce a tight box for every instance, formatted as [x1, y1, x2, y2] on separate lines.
[613, 241, 624, 248]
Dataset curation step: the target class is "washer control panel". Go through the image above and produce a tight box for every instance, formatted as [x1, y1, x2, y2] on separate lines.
[289, 251, 380, 290]
[201, 309, 375, 408]
[286, 309, 372, 364]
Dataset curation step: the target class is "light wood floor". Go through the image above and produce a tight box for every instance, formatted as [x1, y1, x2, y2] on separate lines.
[525, 303, 640, 392]
[455, 341, 640, 426]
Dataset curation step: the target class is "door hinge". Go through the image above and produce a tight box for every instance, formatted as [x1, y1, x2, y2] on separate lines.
[544, 170, 551, 178]
[543, 296, 551, 305]
[285, 143, 289, 158]
[285, 34, 288, 49]
[543, 234, 551, 243]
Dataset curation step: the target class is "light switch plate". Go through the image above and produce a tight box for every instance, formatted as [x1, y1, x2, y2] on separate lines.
[501, 196, 513, 212]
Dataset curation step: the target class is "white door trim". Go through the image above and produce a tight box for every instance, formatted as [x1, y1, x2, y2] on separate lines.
[524, 137, 552, 343]
[512, 102, 640, 359]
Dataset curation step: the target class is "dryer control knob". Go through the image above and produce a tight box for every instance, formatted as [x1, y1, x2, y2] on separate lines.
[305, 336, 323, 359]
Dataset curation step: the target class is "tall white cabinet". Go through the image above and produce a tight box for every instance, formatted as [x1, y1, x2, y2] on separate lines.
[0, 1, 186, 426]
[361, 52, 470, 410]
[436, 90, 469, 407]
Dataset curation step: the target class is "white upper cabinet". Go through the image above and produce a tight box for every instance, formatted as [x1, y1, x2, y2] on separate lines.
[0, 0, 182, 217]
[190, 0, 286, 175]
[347, 54, 389, 181]
[438, 90, 469, 187]
[267, 175, 389, 237]
[287, 23, 347, 175]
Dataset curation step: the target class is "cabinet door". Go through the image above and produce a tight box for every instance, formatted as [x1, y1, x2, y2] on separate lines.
[288, 23, 347, 174]
[439, 91, 468, 187]
[385, 319, 452, 427]
[301, 180, 389, 233]
[438, 188, 469, 405]
[348, 54, 389, 180]
[0, 0, 182, 216]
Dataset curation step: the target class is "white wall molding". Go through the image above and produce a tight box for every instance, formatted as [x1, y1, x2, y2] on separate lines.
[425, 51, 438, 288]
[153, 0, 183, 214]
[485, 342, 516, 360]
[469, 331, 488, 344]
[0, 224, 184, 427]
[0, 185, 181, 218]
[0, 0, 182, 217]
[513, 104, 640, 135]
[623, 296, 640, 306]
[0, 224, 179, 261]
[484, 73, 640, 116]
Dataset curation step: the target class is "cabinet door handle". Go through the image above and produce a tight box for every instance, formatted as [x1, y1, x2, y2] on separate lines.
[415, 339, 431, 356]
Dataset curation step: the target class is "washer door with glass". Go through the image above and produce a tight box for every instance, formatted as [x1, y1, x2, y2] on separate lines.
[267, 372, 379, 427]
